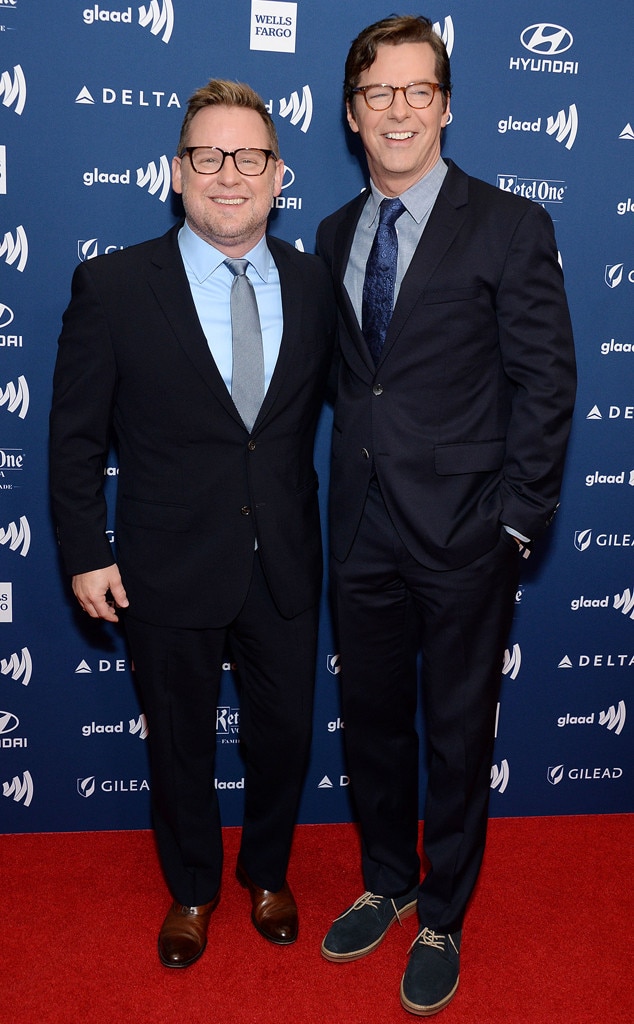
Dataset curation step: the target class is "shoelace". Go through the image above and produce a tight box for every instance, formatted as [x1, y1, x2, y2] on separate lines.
[335, 891, 409, 925]
[409, 927, 459, 954]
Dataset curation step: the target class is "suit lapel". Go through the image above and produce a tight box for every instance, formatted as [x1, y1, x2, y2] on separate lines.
[145, 224, 244, 424]
[254, 236, 302, 429]
[380, 161, 469, 362]
[333, 192, 377, 378]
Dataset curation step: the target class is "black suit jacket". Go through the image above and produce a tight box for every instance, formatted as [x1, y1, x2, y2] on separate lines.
[50, 225, 336, 627]
[317, 160, 576, 570]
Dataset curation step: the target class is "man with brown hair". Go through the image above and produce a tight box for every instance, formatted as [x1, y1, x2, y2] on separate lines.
[318, 16, 575, 1014]
[50, 79, 336, 967]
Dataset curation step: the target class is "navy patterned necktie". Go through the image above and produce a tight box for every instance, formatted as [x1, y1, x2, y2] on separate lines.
[225, 258, 265, 432]
[362, 197, 405, 365]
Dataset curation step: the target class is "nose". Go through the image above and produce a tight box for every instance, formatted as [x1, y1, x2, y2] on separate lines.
[217, 153, 242, 185]
[388, 89, 411, 119]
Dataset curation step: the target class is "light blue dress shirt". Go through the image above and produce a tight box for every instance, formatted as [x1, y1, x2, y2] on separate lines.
[178, 221, 283, 396]
[343, 157, 448, 324]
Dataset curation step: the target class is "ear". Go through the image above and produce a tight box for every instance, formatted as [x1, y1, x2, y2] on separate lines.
[272, 158, 285, 198]
[346, 100, 360, 135]
[171, 155, 183, 195]
[441, 95, 451, 128]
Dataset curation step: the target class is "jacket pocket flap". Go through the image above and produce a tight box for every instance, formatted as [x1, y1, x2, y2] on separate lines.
[434, 440, 505, 476]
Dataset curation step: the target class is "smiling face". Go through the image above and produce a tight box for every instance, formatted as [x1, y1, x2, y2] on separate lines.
[347, 41, 450, 197]
[171, 104, 284, 256]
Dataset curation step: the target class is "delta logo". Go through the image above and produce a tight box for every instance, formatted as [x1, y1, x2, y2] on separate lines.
[81, 1, 174, 44]
[497, 105, 578, 150]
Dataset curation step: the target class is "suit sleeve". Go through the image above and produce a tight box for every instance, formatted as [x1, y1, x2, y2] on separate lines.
[49, 261, 118, 575]
[495, 201, 576, 540]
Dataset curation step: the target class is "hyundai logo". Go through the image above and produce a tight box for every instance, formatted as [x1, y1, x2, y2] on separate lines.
[520, 24, 573, 56]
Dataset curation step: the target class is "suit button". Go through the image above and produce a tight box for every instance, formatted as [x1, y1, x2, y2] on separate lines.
[361, 448, 370, 460]
[372, 384, 383, 395]
[247, 440, 256, 451]
[240, 506, 251, 516]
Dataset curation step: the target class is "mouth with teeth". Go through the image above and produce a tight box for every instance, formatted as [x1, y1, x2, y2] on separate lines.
[385, 131, 416, 141]
[212, 197, 248, 205]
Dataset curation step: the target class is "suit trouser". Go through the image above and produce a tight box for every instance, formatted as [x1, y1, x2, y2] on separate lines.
[332, 480, 520, 935]
[123, 553, 318, 907]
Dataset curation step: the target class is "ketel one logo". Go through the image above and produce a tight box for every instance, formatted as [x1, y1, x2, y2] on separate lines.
[520, 24, 573, 56]
[0, 375, 29, 418]
[3, 770, 33, 806]
[279, 87, 312, 134]
[490, 759, 509, 794]
[82, 2, 174, 44]
[0, 647, 32, 686]
[0, 516, 30, 557]
[0, 64, 26, 115]
[0, 227, 28, 273]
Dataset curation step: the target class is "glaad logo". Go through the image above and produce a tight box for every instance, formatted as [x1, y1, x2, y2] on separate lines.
[0, 516, 30, 557]
[3, 769, 32, 806]
[432, 16, 454, 57]
[250, 1, 297, 54]
[490, 759, 509, 794]
[497, 106, 578, 149]
[614, 588, 634, 621]
[326, 654, 341, 675]
[138, 0, 174, 43]
[1, 647, 32, 686]
[557, 701, 626, 735]
[0, 64, 26, 114]
[502, 643, 521, 680]
[136, 156, 171, 203]
[278, 87, 312, 134]
[599, 701, 627, 735]
[82, 2, 174, 44]
[0, 375, 28, 418]
[585, 470, 634, 487]
[0, 226, 28, 272]
[129, 714, 148, 739]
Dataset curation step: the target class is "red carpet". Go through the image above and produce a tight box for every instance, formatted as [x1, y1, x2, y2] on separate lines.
[3, 816, 632, 1023]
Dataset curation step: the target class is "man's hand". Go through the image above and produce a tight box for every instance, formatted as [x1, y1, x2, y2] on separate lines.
[72, 564, 129, 622]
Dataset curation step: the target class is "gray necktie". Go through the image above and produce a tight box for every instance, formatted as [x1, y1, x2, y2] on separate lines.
[225, 258, 264, 432]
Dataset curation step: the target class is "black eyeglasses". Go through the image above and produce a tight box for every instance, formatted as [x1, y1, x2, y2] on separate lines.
[179, 147, 277, 176]
[352, 81, 446, 111]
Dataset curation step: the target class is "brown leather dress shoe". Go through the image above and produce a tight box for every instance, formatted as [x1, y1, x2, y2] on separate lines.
[236, 860, 298, 944]
[158, 896, 219, 968]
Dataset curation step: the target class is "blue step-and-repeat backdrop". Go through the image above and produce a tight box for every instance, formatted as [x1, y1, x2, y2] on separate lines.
[1, 1, 632, 833]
